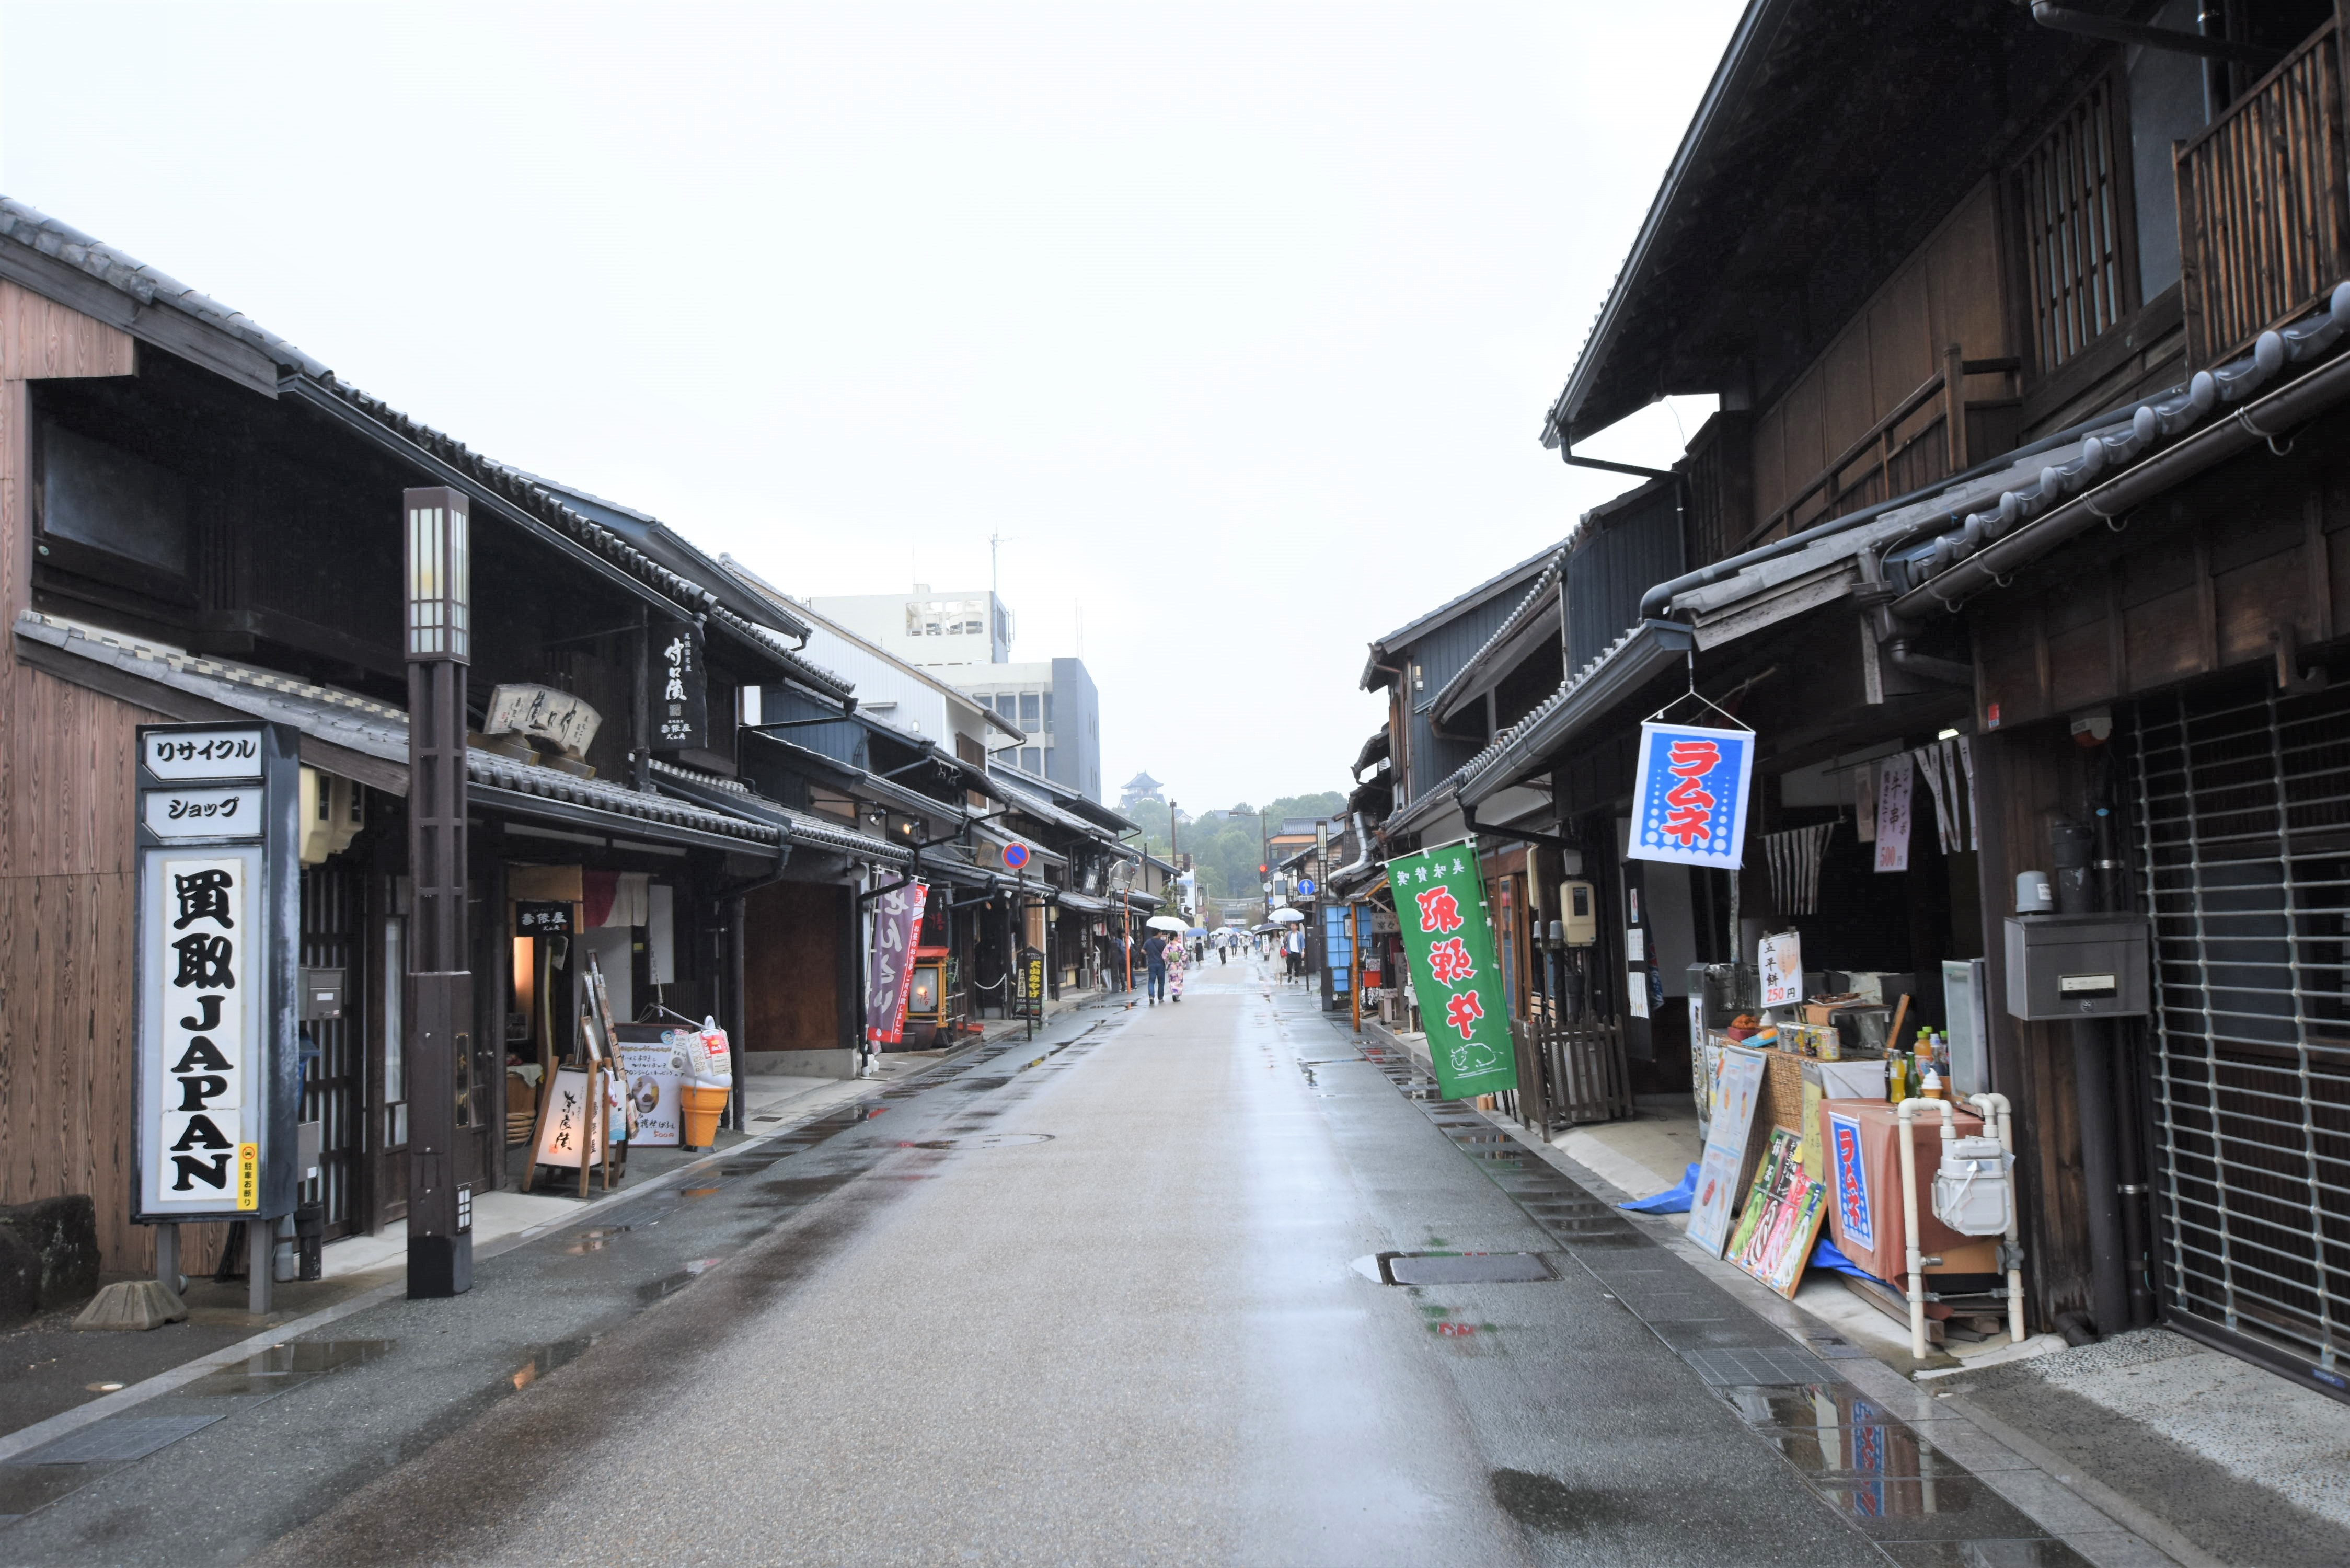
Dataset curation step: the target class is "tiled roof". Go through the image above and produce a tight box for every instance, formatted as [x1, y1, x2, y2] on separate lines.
[1424, 548, 1566, 720]
[18, 608, 782, 847]
[0, 195, 851, 703]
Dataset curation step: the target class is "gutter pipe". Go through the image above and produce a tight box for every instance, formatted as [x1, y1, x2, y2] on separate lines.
[1634, 389, 2200, 624]
[2028, 2, 2279, 66]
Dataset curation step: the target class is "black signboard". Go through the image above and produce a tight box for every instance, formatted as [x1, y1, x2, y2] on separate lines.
[515, 900, 573, 936]
[650, 618, 707, 752]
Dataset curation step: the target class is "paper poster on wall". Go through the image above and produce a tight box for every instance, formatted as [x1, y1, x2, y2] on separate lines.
[1627, 969, 1650, 1019]
[1628, 721, 1755, 868]
[1874, 753, 1914, 873]
[1758, 931, 1803, 1009]
[1855, 759, 1878, 843]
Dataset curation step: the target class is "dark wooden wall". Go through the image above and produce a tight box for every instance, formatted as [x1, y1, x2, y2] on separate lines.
[1975, 435, 2348, 730]
[744, 880, 846, 1053]
[0, 282, 239, 1276]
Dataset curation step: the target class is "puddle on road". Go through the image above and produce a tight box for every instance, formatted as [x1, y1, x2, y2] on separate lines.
[509, 1334, 600, 1391]
[564, 1227, 632, 1254]
[636, 1258, 724, 1304]
[176, 1339, 396, 1398]
[904, 1133, 1053, 1151]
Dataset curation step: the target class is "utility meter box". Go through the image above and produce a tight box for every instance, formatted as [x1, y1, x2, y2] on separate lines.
[300, 967, 346, 1021]
[1559, 880, 1598, 946]
[2003, 913, 2150, 1020]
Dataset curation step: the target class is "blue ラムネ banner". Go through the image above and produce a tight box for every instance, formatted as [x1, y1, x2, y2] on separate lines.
[1628, 721, 1754, 868]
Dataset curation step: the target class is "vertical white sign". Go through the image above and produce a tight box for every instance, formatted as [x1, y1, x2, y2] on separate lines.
[1874, 754, 1914, 873]
[144, 847, 263, 1212]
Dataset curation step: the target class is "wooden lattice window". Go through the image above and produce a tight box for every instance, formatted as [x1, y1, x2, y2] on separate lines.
[2015, 76, 2133, 375]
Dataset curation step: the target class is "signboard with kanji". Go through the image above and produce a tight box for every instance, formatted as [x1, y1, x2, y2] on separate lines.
[134, 723, 300, 1223]
[1385, 844, 1517, 1101]
[1628, 720, 1754, 869]
[649, 617, 707, 752]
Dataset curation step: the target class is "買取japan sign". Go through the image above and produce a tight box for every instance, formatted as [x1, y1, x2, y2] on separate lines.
[1385, 844, 1517, 1101]
[1629, 721, 1755, 868]
[134, 723, 300, 1224]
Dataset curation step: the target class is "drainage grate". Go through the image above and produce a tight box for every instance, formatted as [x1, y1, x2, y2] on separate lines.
[1680, 1346, 1845, 1387]
[1385, 1252, 1556, 1285]
[15, 1414, 225, 1466]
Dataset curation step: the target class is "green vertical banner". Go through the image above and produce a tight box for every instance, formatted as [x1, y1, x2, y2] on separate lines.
[1386, 842, 1518, 1100]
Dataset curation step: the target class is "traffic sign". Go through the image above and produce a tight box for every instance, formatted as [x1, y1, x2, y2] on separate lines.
[1002, 842, 1029, 870]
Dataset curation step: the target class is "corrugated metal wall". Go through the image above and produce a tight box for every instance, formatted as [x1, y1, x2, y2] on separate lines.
[1567, 487, 1685, 673]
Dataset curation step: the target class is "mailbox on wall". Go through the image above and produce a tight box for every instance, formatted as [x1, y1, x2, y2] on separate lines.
[2003, 913, 2151, 1021]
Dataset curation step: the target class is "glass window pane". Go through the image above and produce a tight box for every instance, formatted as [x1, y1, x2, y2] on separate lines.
[383, 916, 406, 1110]
[1019, 693, 1040, 729]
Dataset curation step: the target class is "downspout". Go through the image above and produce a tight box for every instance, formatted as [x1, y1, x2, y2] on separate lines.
[1854, 532, 1974, 688]
[716, 840, 796, 1130]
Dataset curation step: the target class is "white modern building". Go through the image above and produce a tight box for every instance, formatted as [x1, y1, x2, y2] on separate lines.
[807, 584, 1013, 667]
[724, 560, 1022, 767]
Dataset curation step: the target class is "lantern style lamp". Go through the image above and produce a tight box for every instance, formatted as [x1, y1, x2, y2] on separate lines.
[403, 487, 474, 1298]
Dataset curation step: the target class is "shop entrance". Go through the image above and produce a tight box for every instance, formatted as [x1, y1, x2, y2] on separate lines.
[2132, 675, 2350, 1376]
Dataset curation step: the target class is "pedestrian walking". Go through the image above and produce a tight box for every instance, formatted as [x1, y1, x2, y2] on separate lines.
[1166, 932, 1189, 1001]
[1144, 930, 1167, 1004]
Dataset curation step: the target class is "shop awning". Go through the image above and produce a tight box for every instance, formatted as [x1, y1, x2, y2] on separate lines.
[19, 609, 793, 859]
[650, 760, 913, 867]
[1054, 890, 1110, 915]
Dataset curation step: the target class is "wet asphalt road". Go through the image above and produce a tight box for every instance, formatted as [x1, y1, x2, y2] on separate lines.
[6, 966, 1897, 1566]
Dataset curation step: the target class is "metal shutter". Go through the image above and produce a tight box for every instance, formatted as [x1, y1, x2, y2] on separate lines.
[2132, 675, 2350, 1376]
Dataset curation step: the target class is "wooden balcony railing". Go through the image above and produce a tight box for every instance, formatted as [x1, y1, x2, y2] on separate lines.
[1740, 349, 2022, 552]
[2176, 18, 2350, 370]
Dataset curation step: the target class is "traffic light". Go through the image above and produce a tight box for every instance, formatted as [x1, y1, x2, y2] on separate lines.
[1258, 863, 1268, 874]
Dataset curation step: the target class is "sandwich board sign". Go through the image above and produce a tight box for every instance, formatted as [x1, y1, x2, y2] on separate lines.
[133, 723, 301, 1225]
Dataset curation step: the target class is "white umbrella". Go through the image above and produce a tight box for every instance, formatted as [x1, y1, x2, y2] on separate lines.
[1269, 908, 1306, 924]
[1145, 915, 1187, 932]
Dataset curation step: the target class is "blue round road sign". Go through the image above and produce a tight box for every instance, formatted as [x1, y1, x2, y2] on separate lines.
[1002, 843, 1030, 870]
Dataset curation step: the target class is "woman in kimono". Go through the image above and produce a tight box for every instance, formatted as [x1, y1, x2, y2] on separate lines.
[1165, 927, 1190, 1002]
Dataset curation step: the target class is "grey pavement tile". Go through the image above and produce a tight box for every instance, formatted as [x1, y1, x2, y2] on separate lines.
[1608, 1292, 1738, 1322]
[1809, 1470, 2050, 1541]
[1978, 1469, 2130, 1537]
[1878, 1542, 2096, 1567]
[1684, 1346, 1846, 1386]
[1650, 1317, 1807, 1353]
[2065, 1530, 2186, 1568]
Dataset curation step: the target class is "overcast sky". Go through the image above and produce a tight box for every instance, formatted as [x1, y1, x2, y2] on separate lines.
[2, 1, 1743, 809]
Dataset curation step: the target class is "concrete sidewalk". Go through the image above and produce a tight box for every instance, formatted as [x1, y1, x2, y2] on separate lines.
[1348, 1009, 2350, 1568]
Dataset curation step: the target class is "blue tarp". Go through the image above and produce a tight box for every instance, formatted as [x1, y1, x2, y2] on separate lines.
[1808, 1235, 1880, 1280]
[1619, 1162, 1699, 1213]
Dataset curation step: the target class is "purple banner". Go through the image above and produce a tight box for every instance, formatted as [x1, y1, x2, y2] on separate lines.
[865, 880, 929, 1045]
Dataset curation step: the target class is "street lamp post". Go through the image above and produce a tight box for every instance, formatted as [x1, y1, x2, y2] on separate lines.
[404, 486, 473, 1298]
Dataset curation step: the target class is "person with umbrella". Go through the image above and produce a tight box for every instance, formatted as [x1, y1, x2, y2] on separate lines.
[1142, 925, 1167, 1004]
[1166, 925, 1191, 1002]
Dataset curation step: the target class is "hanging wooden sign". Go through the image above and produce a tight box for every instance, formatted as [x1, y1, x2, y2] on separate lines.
[650, 617, 707, 752]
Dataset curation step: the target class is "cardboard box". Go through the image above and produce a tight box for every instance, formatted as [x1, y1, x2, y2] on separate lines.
[1818, 1098, 1999, 1281]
